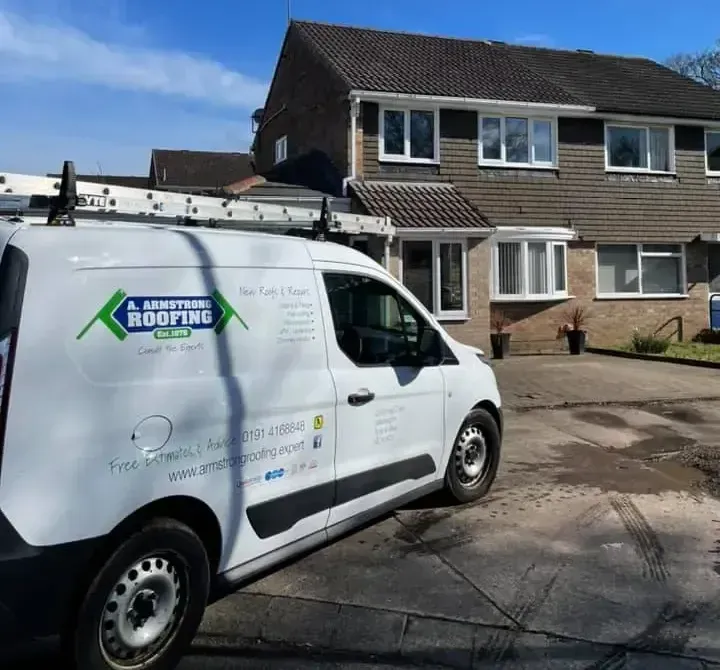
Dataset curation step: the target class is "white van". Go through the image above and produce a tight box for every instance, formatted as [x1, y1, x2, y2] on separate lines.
[0, 219, 502, 670]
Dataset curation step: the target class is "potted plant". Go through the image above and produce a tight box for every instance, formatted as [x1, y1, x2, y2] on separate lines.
[490, 309, 512, 359]
[558, 304, 589, 355]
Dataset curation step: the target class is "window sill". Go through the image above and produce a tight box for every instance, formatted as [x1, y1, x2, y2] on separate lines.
[491, 295, 573, 303]
[605, 168, 676, 176]
[478, 162, 557, 170]
[435, 313, 469, 322]
[707, 172, 720, 178]
[378, 156, 440, 166]
[595, 293, 689, 300]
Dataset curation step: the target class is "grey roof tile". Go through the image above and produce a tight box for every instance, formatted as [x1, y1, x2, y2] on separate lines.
[350, 180, 492, 229]
[293, 21, 720, 120]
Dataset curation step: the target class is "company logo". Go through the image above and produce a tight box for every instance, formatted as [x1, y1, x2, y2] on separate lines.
[264, 468, 285, 481]
[313, 415, 324, 430]
[313, 435, 323, 450]
[77, 289, 248, 342]
[236, 475, 262, 488]
[308, 460, 318, 470]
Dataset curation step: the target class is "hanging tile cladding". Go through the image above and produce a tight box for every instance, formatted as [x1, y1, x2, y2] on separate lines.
[360, 102, 720, 242]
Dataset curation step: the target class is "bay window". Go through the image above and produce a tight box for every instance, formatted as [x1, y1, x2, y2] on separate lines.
[400, 239, 467, 318]
[380, 107, 439, 162]
[706, 130, 720, 175]
[479, 116, 555, 167]
[492, 238, 568, 300]
[596, 244, 686, 297]
[605, 124, 674, 173]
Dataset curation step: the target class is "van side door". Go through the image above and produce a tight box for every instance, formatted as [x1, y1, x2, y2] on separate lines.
[314, 267, 446, 528]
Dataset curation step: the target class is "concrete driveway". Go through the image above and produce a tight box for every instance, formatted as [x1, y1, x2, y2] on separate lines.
[494, 353, 720, 409]
[7, 355, 720, 669]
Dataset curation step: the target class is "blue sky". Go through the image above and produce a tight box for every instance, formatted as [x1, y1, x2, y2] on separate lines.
[1, 0, 718, 176]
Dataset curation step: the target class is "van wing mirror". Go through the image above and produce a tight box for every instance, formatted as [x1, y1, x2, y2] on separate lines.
[417, 328, 444, 366]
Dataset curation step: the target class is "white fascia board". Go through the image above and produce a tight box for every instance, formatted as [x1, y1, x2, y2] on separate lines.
[395, 227, 495, 238]
[492, 226, 577, 241]
[349, 90, 596, 114]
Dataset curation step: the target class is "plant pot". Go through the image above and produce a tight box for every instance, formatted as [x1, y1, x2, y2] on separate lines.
[490, 332, 511, 359]
[566, 329, 586, 355]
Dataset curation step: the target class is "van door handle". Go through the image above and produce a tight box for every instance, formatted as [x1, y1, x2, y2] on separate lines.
[348, 390, 375, 406]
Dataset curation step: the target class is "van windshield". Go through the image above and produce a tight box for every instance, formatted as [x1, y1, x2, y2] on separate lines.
[0, 245, 27, 336]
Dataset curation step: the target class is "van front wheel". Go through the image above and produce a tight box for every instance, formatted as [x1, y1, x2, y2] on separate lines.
[445, 408, 501, 504]
[70, 518, 210, 670]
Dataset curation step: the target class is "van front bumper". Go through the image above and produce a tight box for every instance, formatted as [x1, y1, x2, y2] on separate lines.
[0, 510, 101, 643]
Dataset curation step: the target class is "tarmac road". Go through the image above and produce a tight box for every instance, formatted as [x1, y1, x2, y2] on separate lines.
[6, 399, 720, 669]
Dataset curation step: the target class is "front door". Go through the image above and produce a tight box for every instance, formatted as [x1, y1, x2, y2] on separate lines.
[709, 244, 720, 329]
[314, 267, 445, 527]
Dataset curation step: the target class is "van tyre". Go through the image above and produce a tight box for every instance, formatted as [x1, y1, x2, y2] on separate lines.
[445, 408, 501, 504]
[68, 518, 210, 670]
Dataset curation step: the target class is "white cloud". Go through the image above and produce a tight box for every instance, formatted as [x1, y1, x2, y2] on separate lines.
[0, 9, 268, 109]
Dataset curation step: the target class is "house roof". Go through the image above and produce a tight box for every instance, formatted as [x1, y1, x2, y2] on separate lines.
[350, 180, 492, 229]
[293, 21, 720, 121]
[151, 149, 255, 189]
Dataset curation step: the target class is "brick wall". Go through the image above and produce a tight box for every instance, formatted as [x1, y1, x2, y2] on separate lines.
[254, 28, 351, 177]
[493, 241, 710, 349]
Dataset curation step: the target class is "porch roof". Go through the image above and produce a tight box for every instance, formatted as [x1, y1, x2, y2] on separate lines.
[350, 180, 493, 230]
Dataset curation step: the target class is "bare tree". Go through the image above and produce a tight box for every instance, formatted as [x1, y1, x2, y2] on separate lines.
[665, 41, 720, 89]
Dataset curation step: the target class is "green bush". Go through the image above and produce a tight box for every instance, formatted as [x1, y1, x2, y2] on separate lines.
[630, 332, 670, 354]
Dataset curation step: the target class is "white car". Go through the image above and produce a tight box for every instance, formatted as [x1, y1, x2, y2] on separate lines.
[0, 219, 503, 670]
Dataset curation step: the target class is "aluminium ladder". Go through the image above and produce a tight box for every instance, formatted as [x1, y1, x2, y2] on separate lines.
[0, 161, 395, 240]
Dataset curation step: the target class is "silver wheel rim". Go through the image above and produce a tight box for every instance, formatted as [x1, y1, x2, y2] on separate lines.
[99, 554, 186, 668]
[454, 425, 488, 487]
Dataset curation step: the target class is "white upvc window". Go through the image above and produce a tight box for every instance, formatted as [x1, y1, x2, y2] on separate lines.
[605, 123, 675, 173]
[706, 130, 720, 175]
[274, 135, 287, 164]
[596, 243, 687, 298]
[478, 115, 557, 168]
[492, 236, 569, 301]
[399, 238, 468, 319]
[379, 106, 440, 163]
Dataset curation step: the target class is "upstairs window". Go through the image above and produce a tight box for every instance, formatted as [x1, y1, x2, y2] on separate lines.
[605, 124, 674, 173]
[379, 107, 439, 163]
[274, 135, 287, 164]
[479, 116, 556, 167]
[706, 130, 720, 175]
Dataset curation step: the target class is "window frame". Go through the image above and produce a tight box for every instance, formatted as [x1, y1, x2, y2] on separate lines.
[378, 105, 440, 164]
[604, 123, 675, 174]
[274, 135, 287, 165]
[477, 115, 558, 168]
[321, 271, 433, 368]
[398, 237, 468, 320]
[705, 129, 720, 176]
[595, 243, 688, 299]
[490, 234, 569, 302]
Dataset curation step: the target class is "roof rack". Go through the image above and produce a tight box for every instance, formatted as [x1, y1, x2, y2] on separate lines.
[0, 160, 395, 240]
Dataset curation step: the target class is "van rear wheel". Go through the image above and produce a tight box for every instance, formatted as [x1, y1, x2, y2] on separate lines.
[69, 518, 210, 670]
[444, 408, 501, 504]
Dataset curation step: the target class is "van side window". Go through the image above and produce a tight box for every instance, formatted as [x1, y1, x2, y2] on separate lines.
[0, 246, 27, 335]
[323, 272, 428, 366]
